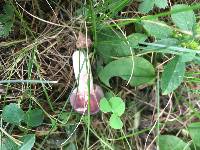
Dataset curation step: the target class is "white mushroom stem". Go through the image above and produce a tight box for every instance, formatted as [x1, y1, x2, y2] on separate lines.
[72, 51, 94, 94]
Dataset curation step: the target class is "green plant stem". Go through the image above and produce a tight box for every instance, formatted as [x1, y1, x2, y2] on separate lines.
[89, 0, 97, 51]
[121, 129, 132, 150]
[90, 128, 114, 150]
[87, 72, 91, 149]
[156, 72, 160, 149]
[0, 80, 58, 84]
[109, 3, 200, 27]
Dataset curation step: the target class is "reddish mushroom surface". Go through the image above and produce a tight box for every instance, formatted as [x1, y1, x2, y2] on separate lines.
[70, 84, 104, 114]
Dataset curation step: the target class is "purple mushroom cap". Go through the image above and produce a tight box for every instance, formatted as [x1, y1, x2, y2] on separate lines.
[70, 84, 104, 114]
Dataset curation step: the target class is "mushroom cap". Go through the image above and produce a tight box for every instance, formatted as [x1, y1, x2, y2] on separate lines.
[70, 84, 104, 114]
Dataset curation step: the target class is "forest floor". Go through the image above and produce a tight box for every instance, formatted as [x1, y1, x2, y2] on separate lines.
[0, 0, 200, 150]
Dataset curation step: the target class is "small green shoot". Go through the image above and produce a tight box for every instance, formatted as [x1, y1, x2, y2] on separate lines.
[109, 114, 123, 130]
[99, 97, 112, 113]
[100, 97, 125, 129]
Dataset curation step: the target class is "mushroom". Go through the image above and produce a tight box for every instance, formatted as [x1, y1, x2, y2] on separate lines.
[70, 51, 104, 114]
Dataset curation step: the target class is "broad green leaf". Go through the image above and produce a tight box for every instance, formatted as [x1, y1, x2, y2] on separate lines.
[144, 38, 179, 52]
[109, 97, 125, 116]
[109, 114, 123, 129]
[161, 56, 185, 95]
[3, 3, 14, 17]
[188, 122, 200, 147]
[194, 56, 200, 64]
[64, 143, 76, 150]
[98, 56, 155, 87]
[159, 135, 191, 150]
[0, 138, 18, 150]
[2, 103, 25, 125]
[96, 29, 129, 63]
[155, 0, 168, 9]
[171, 4, 196, 32]
[0, 3, 14, 37]
[24, 109, 44, 127]
[100, 98, 112, 113]
[96, 29, 147, 63]
[154, 38, 179, 46]
[180, 53, 196, 62]
[19, 134, 35, 150]
[142, 20, 173, 38]
[141, 41, 200, 55]
[138, 0, 154, 14]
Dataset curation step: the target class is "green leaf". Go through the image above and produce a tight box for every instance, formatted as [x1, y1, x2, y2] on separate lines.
[19, 134, 35, 150]
[144, 38, 179, 52]
[161, 56, 185, 95]
[188, 122, 200, 147]
[64, 143, 77, 150]
[109, 114, 123, 129]
[0, 3, 14, 37]
[171, 4, 196, 32]
[142, 20, 173, 39]
[99, 56, 155, 87]
[0, 21, 13, 37]
[127, 33, 147, 47]
[3, 3, 14, 17]
[138, 0, 154, 14]
[109, 97, 125, 116]
[155, 38, 179, 46]
[104, 92, 115, 100]
[180, 53, 196, 62]
[107, 0, 132, 16]
[96, 29, 147, 63]
[2, 103, 25, 125]
[159, 135, 191, 150]
[100, 98, 112, 113]
[24, 109, 44, 127]
[144, 38, 178, 53]
[142, 38, 181, 55]
[155, 0, 168, 9]
[0, 138, 18, 150]
[96, 29, 129, 63]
